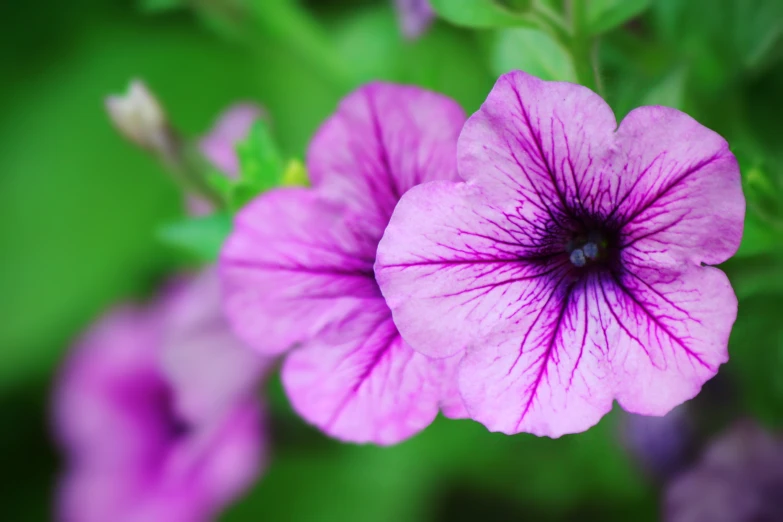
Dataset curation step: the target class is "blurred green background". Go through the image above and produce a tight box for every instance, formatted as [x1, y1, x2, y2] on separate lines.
[2, 0, 782, 520]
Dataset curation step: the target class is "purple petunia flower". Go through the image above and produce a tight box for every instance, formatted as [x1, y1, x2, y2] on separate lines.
[393, 0, 435, 40]
[375, 71, 745, 437]
[665, 421, 783, 522]
[220, 83, 468, 445]
[53, 270, 270, 522]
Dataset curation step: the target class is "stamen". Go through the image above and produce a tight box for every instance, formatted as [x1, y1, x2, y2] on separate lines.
[570, 248, 586, 267]
[583, 242, 599, 260]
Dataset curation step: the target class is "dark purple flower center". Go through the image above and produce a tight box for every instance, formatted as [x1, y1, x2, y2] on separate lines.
[557, 215, 621, 278]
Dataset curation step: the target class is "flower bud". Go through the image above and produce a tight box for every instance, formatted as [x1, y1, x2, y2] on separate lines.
[105, 79, 178, 160]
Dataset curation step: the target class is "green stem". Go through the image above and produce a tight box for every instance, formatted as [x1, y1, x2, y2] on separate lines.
[246, 1, 356, 92]
[567, 0, 600, 92]
[191, 0, 355, 94]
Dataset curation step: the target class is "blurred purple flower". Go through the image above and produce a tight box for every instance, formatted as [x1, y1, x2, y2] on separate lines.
[53, 270, 270, 522]
[394, 0, 435, 40]
[376, 71, 745, 437]
[220, 83, 468, 445]
[621, 405, 692, 480]
[666, 421, 783, 522]
[189, 103, 263, 216]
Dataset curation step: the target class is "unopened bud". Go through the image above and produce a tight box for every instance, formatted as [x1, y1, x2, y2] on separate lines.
[105, 80, 178, 161]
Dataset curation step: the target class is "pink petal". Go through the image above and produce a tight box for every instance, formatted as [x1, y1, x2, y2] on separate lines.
[307, 82, 465, 239]
[377, 180, 569, 359]
[160, 269, 272, 425]
[458, 273, 614, 437]
[610, 106, 744, 265]
[604, 259, 734, 415]
[220, 188, 381, 355]
[281, 300, 443, 445]
[458, 71, 617, 215]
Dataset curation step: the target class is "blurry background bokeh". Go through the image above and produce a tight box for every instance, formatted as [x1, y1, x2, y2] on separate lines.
[2, 0, 782, 520]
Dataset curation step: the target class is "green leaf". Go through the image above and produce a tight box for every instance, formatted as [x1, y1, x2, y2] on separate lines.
[728, 294, 783, 428]
[138, 0, 184, 13]
[430, 0, 536, 29]
[491, 27, 577, 82]
[156, 213, 232, 262]
[586, 0, 651, 35]
[640, 67, 687, 109]
[236, 120, 285, 193]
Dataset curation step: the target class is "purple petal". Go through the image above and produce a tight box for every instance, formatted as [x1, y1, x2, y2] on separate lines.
[220, 188, 381, 355]
[377, 180, 570, 359]
[458, 273, 614, 437]
[603, 259, 734, 415]
[610, 106, 744, 265]
[458, 71, 617, 216]
[200, 103, 263, 177]
[282, 300, 447, 445]
[53, 291, 265, 521]
[394, 0, 435, 40]
[160, 268, 273, 424]
[307, 82, 465, 239]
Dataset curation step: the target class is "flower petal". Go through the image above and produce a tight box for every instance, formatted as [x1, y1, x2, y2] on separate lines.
[377, 180, 567, 358]
[610, 106, 744, 266]
[458, 71, 617, 220]
[220, 188, 380, 355]
[307, 82, 465, 239]
[160, 269, 271, 425]
[281, 300, 444, 445]
[602, 259, 735, 415]
[458, 274, 614, 437]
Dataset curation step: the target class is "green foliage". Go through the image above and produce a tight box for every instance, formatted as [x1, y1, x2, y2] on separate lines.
[157, 213, 233, 262]
[138, 0, 183, 13]
[429, 0, 536, 29]
[728, 294, 783, 428]
[586, 0, 651, 35]
[491, 27, 577, 82]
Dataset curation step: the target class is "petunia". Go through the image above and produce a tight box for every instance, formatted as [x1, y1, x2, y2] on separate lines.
[375, 70, 745, 437]
[665, 421, 783, 522]
[53, 270, 270, 522]
[393, 0, 435, 40]
[220, 83, 468, 445]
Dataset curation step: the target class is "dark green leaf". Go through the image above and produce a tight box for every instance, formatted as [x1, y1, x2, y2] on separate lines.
[430, 0, 536, 29]
[587, 0, 651, 35]
[138, 0, 184, 14]
[236, 120, 285, 192]
[157, 213, 232, 262]
[727, 294, 783, 427]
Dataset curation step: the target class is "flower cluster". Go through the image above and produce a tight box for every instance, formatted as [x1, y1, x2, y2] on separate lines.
[221, 71, 744, 441]
[57, 67, 745, 520]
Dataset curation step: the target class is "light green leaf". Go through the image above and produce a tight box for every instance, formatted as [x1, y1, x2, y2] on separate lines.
[157, 213, 232, 262]
[430, 0, 536, 29]
[236, 120, 285, 193]
[587, 0, 651, 35]
[491, 27, 577, 82]
[641, 67, 687, 109]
